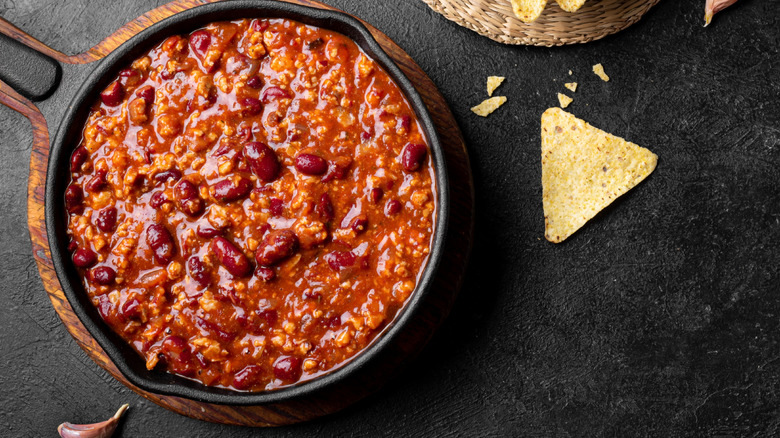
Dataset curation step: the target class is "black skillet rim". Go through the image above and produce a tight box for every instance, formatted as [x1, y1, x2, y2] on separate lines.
[45, 0, 449, 406]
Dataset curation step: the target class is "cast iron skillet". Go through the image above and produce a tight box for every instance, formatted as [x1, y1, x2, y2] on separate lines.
[3, 1, 449, 406]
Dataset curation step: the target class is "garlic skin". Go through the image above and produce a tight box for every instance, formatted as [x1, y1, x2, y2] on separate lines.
[704, 0, 739, 26]
[58, 404, 129, 438]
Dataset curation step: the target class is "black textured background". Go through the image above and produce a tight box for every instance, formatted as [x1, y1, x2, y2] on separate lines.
[2, 0, 779, 436]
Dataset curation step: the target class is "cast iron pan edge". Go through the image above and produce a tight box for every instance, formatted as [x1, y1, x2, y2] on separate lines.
[45, 1, 450, 406]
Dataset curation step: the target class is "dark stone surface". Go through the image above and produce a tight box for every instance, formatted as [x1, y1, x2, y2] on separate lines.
[1, 0, 779, 436]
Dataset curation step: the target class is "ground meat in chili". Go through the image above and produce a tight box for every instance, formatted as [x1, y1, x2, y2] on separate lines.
[65, 18, 436, 391]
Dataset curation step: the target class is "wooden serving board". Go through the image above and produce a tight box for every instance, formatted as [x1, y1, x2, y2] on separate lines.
[0, 0, 474, 427]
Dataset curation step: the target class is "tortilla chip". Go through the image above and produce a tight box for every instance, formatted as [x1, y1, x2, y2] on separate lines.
[487, 76, 505, 97]
[541, 108, 657, 243]
[593, 63, 610, 82]
[564, 82, 577, 92]
[471, 96, 507, 117]
[557, 93, 573, 108]
[556, 0, 587, 12]
[511, 0, 548, 23]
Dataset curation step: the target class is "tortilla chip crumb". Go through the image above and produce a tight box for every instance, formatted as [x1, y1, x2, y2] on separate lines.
[564, 82, 578, 92]
[568, 70, 573, 75]
[557, 93, 573, 109]
[487, 76, 505, 97]
[592, 63, 610, 82]
[541, 108, 657, 243]
[471, 96, 507, 117]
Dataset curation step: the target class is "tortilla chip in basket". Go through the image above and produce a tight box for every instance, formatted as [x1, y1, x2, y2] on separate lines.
[541, 108, 657, 243]
[555, 0, 587, 12]
[511, 0, 548, 23]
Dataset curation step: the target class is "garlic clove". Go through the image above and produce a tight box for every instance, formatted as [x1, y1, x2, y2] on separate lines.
[704, 0, 740, 27]
[58, 404, 129, 438]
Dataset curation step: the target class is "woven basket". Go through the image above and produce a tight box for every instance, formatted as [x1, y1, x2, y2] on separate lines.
[421, 0, 662, 46]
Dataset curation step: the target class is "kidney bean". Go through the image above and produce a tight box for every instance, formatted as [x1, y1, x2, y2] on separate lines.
[162, 335, 189, 356]
[233, 365, 264, 390]
[174, 179, 198, 200]
[255, 230, 299, 266]
[195, 316, 235, 343]
[118, 68, 137, 77]
[257, 309, 278, 326]
[214, 176, 252, 202]
[269, 198, 284, 216]
[255, 266, 275, 282]
[295, 153, 328, 175]
[369, 188, 384, 204]
[244, 141, 279, 182]
[261, 86, 291, 102]
[160, 68, 177, 80]
[65, 185, 83, 215]
[211, 142, 233, 157]
[385, 199, 402, 216]
[135, 85, 155, 103]
[399, 115, 412, 133]
[120, 297, 142, 320]
[146, 223, 176, 265]
[95, 295, 114, 323]
[211, 237, 251, 277]
[95, 207, 117, 232]
[100, 81, 124, 106]
[187, 256, 210, 286]
[181, 198, 204, 216]
[67, 241, 78, 252]
[196, 224, 221, 238]
[85, 169, 107, 192]
[350, 215, 368, 234]
[273, 356, 302, 382]
[90, 266, 116, 285]
[149, 191, 169, 209]
[72, 248, 97, 268]
[70, 146, 88, 173]
[321, 158, 351, 183]
[324, 313, 342, 329]
[239, 97, 262, 116]
[303, 290, 322, 301]
[307, 38, 324, 50]
[189, 29, 212, 56]
[360, 131, 372, 142]
[161, 335, 193, 376]
[400, 143, 428, 172]
[252, 19, 269, 33]
[325, 250, 356, 271]
[246, 76, 262, 89]
[316, 193, 334, 223]
[175, 180, 203, 216]
[153, 168, 182, 185]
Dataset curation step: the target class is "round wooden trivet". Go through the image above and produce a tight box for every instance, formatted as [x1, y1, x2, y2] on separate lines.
[2, 0, 473, 426]
[421, 0, 661, 46]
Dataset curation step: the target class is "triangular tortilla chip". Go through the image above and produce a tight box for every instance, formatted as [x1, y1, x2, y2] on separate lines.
[556, 0, 587, 12]
[557, 93, 573, 108]
[541, 108, 657, 243]
[511, 0, 548, 23]
[592, 63, 610, 82]
[471, 96, 507, 117]
[487, 76, 505, 96]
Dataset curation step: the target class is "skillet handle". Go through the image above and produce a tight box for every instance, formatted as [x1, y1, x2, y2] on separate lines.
[0, 17, 62, 101]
